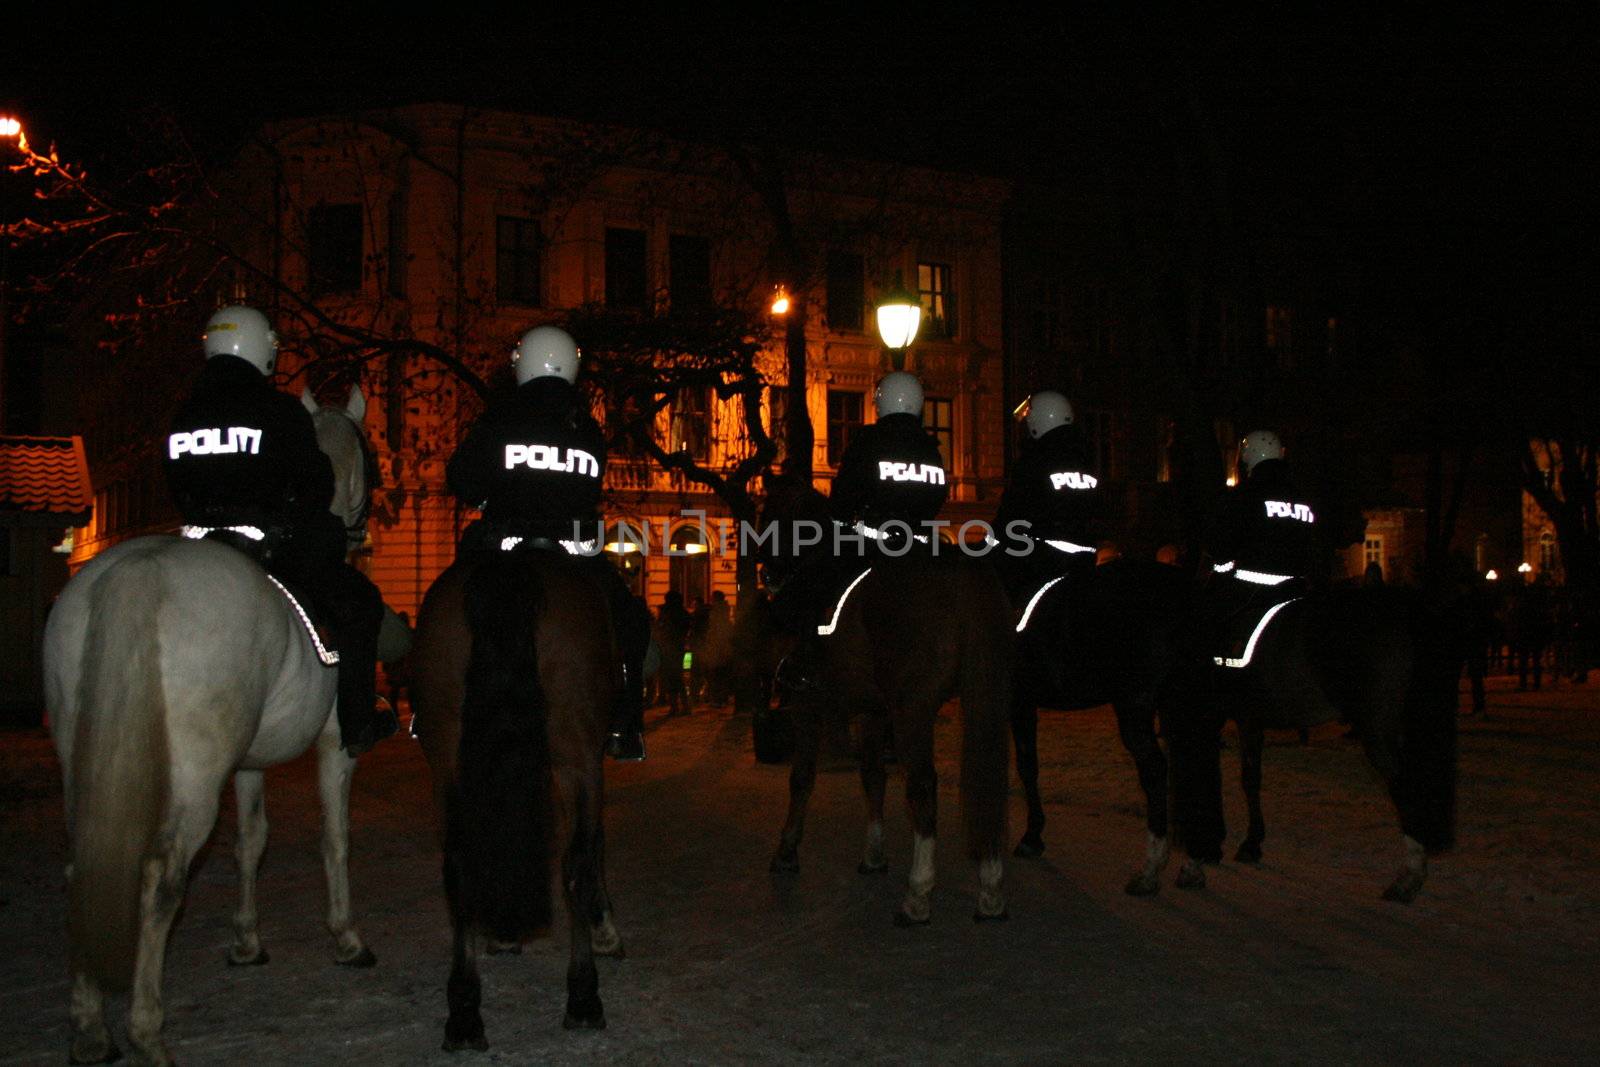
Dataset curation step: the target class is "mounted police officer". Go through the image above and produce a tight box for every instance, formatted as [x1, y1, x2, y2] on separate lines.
[995, 391, 1102, 604]
[446, 325, 651, 760]
[1206, 429, 1321, 664]
[163, 305, 396, 755]
[777, 371, 948, 693]
[829, 371, 948, 550]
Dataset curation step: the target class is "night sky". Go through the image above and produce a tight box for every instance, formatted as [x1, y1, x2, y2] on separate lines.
[6, 7, 1592, 357]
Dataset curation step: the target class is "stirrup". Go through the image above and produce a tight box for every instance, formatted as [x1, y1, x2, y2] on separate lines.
[606, 730, 646, 762]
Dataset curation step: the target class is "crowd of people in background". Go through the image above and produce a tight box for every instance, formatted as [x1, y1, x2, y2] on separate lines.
[649, 589, 735, 715]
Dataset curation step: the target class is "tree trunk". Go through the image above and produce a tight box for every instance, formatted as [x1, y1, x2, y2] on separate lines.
[784, 298, 812, 483]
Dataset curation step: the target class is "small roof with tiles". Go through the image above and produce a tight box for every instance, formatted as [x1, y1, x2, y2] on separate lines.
[0, 435, 94, 527]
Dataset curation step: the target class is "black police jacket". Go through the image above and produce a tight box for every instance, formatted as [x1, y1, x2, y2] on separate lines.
[1211, 458, 1321, 577]
[446, 377, 606, 533]
[994, 424, 1101, 546]
[829, 412, 948, 531]
[163, 355, 334, 530]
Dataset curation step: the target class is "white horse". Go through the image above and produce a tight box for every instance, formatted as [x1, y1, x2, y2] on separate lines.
[44, 387, 387, 1066]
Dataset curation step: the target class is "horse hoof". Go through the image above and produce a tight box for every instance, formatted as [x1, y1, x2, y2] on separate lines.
[226, 948, 270, 966]
[770, 852, 800, 874]
[336, 946, 378, 968]
[893, 909, 931, 928]
[562, 1000, 607, 1031]
[443, 1013, 488, 1052]
[1382, 877, 1423, 904]
[973, 906, 1010, 923]
[1235, 841, 1262, 864]
[1175, 861, 1208, 891]
[1013, 836, 1044, 860]
[857, 860, 889, 875]
[1124, 873, 1160, 897]
[68, 1038, 121, 1064]
[486, 940, 523, 956]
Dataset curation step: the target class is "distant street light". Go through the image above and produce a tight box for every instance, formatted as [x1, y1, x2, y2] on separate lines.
[769, 285, 791, 316]
[1517, 562, 1533, 574]
[1485, 569, 1499, 581]
[875, 273, 921, 371]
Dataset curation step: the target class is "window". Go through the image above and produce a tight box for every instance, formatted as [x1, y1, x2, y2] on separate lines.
[1364, 537, 1384, 571]
[605, 227, 648, 310]
[917, 262, 954, 339]
[826, 251, 864, 332]
[1539, 530, 1558, 571]
[767, 386, 789, 465]
[386, 191, 407, 298]
[668, 524, 711, 605]
[496, 216, 543, 306]
[1474, 533, 1490, 574]
[670, 386, 711, 461]
[1265, 305, 1294, 368]
[669, 235, 712, 311]
[923, 397, 953, 469]
[827, 390, 864, 466]
[307, 203, 363, 296]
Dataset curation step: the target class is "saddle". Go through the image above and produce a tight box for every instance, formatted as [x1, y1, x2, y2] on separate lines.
[184, 525, 339, 665]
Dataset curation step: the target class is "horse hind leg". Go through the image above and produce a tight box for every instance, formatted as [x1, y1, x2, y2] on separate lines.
[441, 854, 488, 1052]
[317, 725, 374, 966]
[1117, 702, 1171, 896]
[559, 766, 606, 1030]
[858, 711, 890, 874]
[68, 972, 116, 1065]
[1383, 835, 1429, 903]
[227, 770, 271, 965]
[587, 824, 625, 959]
[770, 696, 822, 874]
[1235, 722, 1266, 864]
[894, 728, 938, 926]
[128, 797, 219, 1066]
[1011, 701, 1046, 859]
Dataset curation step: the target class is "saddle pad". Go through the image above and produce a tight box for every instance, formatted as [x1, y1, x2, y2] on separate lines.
[1214, 597, 1300, 669]
[266, 574, 340, 666]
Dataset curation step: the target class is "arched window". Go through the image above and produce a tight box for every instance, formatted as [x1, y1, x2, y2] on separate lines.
[604, 519, 647, 598]
[1539, 529, 1558, 572]
[668, 523, 711, 606]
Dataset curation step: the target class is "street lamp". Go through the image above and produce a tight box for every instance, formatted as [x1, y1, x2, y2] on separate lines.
[875, 273, 921, 370]
[769, 285, 791, 316]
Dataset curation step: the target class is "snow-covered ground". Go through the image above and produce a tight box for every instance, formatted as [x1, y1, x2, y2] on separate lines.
[2, 676, 1597, 1064]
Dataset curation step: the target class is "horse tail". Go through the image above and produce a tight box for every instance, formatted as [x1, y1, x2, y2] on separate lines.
[959, 570, 1012, 862]
[451, 554, 553, 942]
[68, 553, 171, 991]
[1396, 603, 1460, 853]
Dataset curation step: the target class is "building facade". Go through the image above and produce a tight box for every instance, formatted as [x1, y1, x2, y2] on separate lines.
[68, 105, 1010, 620]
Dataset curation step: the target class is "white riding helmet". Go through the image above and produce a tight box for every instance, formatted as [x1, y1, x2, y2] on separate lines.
[512, 325, 581, 385]
[1020, 390, 1074, 439]
[873, 371, 924, 418]
[203, 305, 278, 375]
[1238, 430, 1285, 475]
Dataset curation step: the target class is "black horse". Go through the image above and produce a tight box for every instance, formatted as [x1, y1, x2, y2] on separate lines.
[1003, 555, 1190, 894]
[1167, 582, 1460, 901]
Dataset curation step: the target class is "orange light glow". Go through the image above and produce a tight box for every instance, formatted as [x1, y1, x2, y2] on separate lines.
[770, 287, 791, 315]
[0, 118, 20, 137]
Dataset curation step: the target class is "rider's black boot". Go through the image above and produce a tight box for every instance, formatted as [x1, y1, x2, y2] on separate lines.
[605, 660, 646, 761]
[775, 632, 826, 695]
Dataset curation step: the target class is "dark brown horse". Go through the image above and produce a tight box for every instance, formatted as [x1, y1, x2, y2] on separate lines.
[760, 485, 1014, 925]
[411, 548, 623, 1050]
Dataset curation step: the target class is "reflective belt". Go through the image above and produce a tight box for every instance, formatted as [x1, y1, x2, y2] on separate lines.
[1044, 539, 1096, 555]
[1235, 568, 1296, 586]
[817, 567, 873, 636]
[856, 522, 930, 545]
[498, 536, 597, 555]
[182, 524, 265, 542]
[1015, 575, 1066, 633]
[1214, 597, 1300, 669]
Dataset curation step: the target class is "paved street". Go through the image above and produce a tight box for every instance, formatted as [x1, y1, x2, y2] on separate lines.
[3, 678, 1598, 1064]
